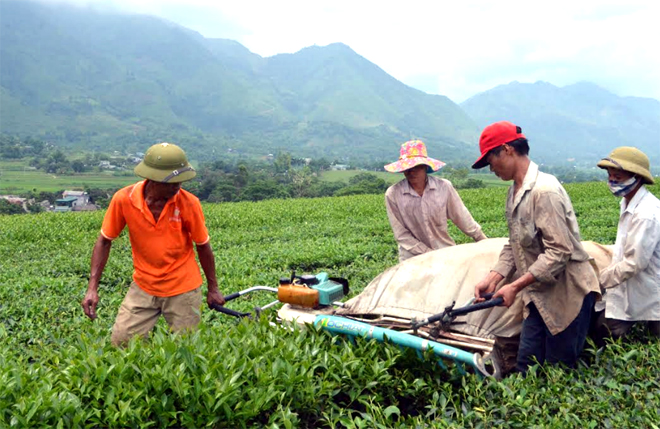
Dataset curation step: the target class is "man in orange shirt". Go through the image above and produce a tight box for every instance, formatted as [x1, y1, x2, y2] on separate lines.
[81, 142, 226, 346]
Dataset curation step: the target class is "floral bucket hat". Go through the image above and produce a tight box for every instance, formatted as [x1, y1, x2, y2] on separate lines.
[384, 140, 446, 173]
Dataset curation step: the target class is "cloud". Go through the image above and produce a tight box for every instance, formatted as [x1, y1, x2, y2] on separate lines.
[32, 0, 660, 102]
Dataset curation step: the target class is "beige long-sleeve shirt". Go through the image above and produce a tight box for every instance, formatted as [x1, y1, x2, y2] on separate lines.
[598, 186, 660, 321]
[385, 176, 487, 262]
[491, 162, 601, 335]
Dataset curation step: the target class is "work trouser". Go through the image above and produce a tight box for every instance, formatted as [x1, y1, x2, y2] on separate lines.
[592, 311, 660, 340]
[516, 292, 595, 373]
[111, 282, 202, 347]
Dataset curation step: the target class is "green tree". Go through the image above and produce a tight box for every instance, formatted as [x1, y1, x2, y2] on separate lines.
[455, 178, 486, 189]
[334, 173, 389, 196]
[208, 183, 237, 203]
[289, 167, 314, 198]
[308, 158, 331, 173]
[0, 199, 25, 215]
[182, 180, 201, 196]
[306, 181, 345, 197]
[0, 135, 22, 159]
[26, 202, 44, 213]
[448, 167, 469, 182]
[234, 164, 249, 189]
[240, 180, 289, 202]
[273, 153, 292, 174]
[45, 150, 70, 173]
[71, 160, 86, 173]
[24, 137, 45, 156]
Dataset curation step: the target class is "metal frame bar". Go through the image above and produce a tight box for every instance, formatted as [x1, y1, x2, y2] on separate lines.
[399, 329, 493, 353]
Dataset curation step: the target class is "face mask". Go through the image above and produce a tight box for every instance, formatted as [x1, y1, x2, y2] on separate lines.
[608, 176, 639, 197]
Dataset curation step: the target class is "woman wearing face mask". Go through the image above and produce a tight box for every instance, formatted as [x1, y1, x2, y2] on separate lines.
[594, 147, 660, 341]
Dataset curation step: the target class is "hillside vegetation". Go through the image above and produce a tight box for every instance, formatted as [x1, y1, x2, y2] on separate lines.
[2, 1, 658, 166]
[1, 182, 659, 427]
[0, 1, 477, 162]
[461, 81, 660, 164]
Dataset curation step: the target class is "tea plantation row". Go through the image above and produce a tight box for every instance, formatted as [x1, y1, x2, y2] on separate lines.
[1, 181, 659, 428]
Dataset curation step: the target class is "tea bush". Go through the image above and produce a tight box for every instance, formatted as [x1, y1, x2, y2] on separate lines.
[1, 181, 659, 428]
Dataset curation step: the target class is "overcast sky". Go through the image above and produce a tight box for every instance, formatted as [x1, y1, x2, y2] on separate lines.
[40, 0, 660, 102]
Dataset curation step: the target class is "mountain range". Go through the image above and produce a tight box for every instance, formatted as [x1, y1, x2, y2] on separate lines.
[461, 81, 660, 164]
[1, 0, 658, 166]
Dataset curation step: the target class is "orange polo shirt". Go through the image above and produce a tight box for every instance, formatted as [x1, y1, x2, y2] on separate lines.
[101, 181, 209, 297]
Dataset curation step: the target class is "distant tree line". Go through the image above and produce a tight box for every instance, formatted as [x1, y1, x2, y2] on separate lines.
[27, 150, 133, 175]
[438, 167, 486, 189]
[0, 135, 609, 216]
[538, 165, 604, 183]
[1, 135, 140, 174]
[183, 153, 390, 203]
[0, 138, 395, 214]
[0, 135, 47, 159]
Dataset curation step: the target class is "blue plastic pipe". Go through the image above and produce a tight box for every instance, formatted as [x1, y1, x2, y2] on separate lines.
[315, 315, 487, 376]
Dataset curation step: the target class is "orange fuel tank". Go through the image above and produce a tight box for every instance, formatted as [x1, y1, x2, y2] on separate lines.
[278, 285, 319, 309]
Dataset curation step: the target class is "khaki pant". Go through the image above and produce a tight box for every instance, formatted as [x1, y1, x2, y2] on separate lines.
[111, 282, 202, 346]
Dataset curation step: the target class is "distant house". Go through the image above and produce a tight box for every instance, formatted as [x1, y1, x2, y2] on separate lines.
[99, 160, 120, 170]
[54, 196, 78, 212]
[62, 190, 90, 206]
[331, 164, 350, 171]
[54, 191, 96, 212]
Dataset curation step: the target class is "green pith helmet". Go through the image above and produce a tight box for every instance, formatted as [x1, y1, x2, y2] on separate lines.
[597, 146, 654, 185]
[134, 142, 196, 183]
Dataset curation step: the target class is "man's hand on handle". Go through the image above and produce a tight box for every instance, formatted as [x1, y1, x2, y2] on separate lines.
[196, 242, 225, 308]
[207, 287, 226, 309]
[492, 283, 519, 308]
[474, 271, 504, 302]
[486, 272, 536, 308]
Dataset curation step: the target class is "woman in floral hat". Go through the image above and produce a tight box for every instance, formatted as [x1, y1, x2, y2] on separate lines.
[384, 139, 487, 262]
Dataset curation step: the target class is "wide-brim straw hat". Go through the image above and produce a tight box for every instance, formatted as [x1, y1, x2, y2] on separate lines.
[134, 142, 196, 183]
[384, 140, 445, 173]
[597, 146, 654, 185]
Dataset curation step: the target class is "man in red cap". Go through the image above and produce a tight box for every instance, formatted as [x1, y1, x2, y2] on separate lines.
[472, 121, 601, 373]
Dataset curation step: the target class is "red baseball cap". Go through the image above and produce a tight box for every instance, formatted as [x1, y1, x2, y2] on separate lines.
[472, 121, 526, 169]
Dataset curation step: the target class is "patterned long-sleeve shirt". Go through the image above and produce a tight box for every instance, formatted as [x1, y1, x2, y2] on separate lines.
[491, 162, 601, 335]
[385, 176, 487, 262]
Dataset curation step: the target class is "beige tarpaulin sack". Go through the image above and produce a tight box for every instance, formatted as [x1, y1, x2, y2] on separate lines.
[336, 238, 613, 339]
